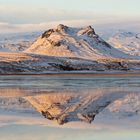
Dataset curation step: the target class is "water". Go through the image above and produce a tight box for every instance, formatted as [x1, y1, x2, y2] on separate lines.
[0, 75, 140, 140]
[0, 75, 140, 90]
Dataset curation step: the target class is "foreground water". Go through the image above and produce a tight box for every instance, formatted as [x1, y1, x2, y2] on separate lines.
[0, 75, 140, 140]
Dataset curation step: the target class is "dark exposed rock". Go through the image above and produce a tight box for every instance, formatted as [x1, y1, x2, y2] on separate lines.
[80, 26, 96, 37]
[56, 115, 69, 125]
[41, 111, 54, 120]
[48, 39, 61, 47]
[42, 29, 55, 38]
[77, 113, 96, 123]
[56, 24, 69, 33]
[48, 63, 75, 71]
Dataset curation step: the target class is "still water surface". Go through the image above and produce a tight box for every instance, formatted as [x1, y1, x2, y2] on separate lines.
[0, 75, 140, 140]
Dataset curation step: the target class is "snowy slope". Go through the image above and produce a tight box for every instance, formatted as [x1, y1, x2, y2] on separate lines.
[0, 32, 40, 52]
[25, 24, 129, 60]
[108, 30, 140, 56]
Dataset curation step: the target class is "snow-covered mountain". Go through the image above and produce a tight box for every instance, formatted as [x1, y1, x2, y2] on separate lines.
[0, 25, 140, 73]
[25, 24, 129, 60]
[108, 30, 140, 56]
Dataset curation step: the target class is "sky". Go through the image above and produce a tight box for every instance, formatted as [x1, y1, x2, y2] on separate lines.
[0, 0, 140, 33]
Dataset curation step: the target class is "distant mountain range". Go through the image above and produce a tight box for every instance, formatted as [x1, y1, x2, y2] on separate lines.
[108, 30, 140, 56]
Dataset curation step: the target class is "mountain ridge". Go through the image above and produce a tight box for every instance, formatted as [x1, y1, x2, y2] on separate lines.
[108, 30, 140, 56]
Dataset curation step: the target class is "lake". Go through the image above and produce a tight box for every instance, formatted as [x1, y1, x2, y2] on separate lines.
[0, 75, 140, 140]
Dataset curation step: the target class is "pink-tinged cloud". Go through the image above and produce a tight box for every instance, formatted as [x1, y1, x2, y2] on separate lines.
[0, 19, 140, 34]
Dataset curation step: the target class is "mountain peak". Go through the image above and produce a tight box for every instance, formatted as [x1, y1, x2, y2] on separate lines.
[56, 24, 69, 32]
[41, 24, 69, 38]
[78, 26, 96, 37]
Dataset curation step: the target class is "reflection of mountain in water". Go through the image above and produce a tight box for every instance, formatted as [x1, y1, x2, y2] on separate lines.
[25, 89, 140, 125]
[0, 88, 140, 125]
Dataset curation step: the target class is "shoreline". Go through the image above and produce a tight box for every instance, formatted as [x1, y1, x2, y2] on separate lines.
[0, 71, 140, 77]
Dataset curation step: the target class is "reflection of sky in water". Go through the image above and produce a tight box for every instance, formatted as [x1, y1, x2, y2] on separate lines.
[0, 125, 140, 140]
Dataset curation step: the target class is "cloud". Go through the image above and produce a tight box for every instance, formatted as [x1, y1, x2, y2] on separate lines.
[0, 4, 139, 34]
[0, 20, 100, 33]
[0, 5, 110, 24]
[0, 4, 136, 24]
[0, 19, 140, 34]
